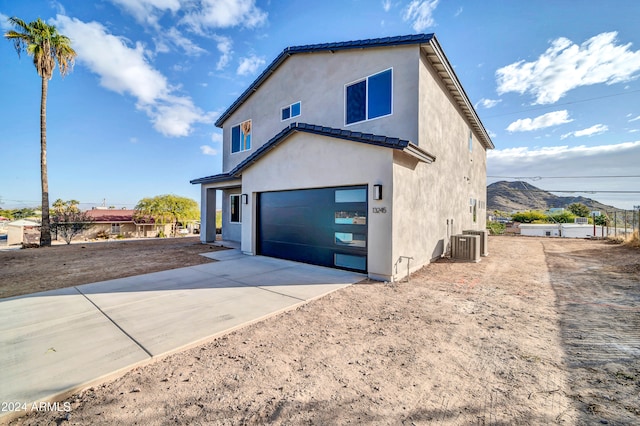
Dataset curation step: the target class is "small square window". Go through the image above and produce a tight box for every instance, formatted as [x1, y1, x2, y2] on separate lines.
[281, 102, 301, 121]
[335, 188, 367, 203]
[334, 253, 366, 271]
[335, 232, 366, 248]
[290, 102, 301, 117]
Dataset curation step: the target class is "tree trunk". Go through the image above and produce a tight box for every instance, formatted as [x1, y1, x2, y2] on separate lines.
[40, 76, 51, 247]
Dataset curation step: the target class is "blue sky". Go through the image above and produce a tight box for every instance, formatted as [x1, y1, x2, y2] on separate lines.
[1, 0, 639, 210]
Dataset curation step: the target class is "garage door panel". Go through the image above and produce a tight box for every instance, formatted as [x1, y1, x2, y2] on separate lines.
[258, 186, 368, 272]
[260, 241, 335, 267]
[260, 225, 333, 247]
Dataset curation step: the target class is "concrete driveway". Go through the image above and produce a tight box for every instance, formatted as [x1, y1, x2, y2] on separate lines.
[0, 249, 363, 420]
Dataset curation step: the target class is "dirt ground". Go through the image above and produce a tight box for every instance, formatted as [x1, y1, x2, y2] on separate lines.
[0, 237, 221, 299]
[3, 236, 640, 425]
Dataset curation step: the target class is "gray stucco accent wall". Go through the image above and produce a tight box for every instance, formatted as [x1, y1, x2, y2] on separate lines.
[221, 188, 242, 242]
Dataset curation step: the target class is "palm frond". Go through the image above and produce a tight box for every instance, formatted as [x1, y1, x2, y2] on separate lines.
[4, 16, 77, 78]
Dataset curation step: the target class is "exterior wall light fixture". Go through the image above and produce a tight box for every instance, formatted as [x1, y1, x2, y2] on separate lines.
[373, 184, 383, 200]
[241, 194, 248, 204]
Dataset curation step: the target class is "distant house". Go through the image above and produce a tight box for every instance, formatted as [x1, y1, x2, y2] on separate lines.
[520, 223, 607, 238]
[519, 224, 561, 238]
[83, 209, 171, 239]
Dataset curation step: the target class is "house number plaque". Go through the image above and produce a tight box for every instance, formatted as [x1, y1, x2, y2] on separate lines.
[372, 207, 387, 214]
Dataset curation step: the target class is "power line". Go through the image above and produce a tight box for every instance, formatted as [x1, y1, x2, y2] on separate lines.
[482, 89, 640, 119]
[488, 175, 640, 179]
[490, 189, 640, 194]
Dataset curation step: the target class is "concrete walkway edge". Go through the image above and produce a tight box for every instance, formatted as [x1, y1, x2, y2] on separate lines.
[0, 250, 364, 423]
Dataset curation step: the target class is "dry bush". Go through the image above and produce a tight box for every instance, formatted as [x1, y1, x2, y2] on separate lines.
[624, 231, 640, 248]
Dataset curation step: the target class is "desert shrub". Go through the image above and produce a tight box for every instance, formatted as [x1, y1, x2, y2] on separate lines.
[548, 211, 577, 223]
[511, 211, 547, 223]
[96, 230, 110, 239]
[624, 231, 640, 248]
[157, 230, 166, 238]
[487, 221, 506, 235]
[116, 234, 125, 239]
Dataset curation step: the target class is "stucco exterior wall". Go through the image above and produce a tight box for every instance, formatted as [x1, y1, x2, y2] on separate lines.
[240, 132, 394, 280]
[221, 188, 242, 242]
[222, 45, 420, 173]
[388, 49, 488, 280]
[520, 224, 561, 237]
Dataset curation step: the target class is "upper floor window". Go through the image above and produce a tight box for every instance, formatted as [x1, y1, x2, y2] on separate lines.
[231, 120, 252, 153]
[282, 102, 301, 121]
[345, 68, 392, 125]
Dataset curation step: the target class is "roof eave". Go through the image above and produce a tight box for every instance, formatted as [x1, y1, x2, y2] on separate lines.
[404, 142, 436, 163]
[423, 35, 494, 150]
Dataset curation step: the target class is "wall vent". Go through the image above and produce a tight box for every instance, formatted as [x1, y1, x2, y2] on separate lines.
[451, 234, 480, 262]
[462, 229, 488, 256]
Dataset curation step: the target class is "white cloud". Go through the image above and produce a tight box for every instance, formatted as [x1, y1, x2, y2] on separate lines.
[213, 35, 233, 70]
[496, 32, 640, 104]
[163, 27, 206, 56]
[53, 15, 214, 137]
[506, 110, 572, 132]
[181, 0, 267, 33]
[237, 54, 265, 76]
[211, 132, 223, 143]
[403, 0, 439, 32]
[0, 13, 13, 31]
[489, 141, 640, 165]
[488, 141, 640, 209]
[476, 98, 501, 109]
[454, 6, 463, 17]
[200, 145, 218, 156]
[561, 124, 608, 139]
[109, 0, 181, 27]
[629, 115, 640, 122]
[382, 0, 392, 12]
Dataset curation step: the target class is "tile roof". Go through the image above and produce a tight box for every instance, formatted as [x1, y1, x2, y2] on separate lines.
[84, 209, 135, 222]
[190, 122, 435, 185]
[84, 209, 159, 224]
[212, 32, 493, 150]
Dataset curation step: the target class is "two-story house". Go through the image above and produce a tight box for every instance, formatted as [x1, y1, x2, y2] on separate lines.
[191, 33, 494, 281]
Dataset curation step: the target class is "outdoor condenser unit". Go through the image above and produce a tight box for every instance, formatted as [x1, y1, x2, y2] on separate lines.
[451, 234, 480, 262]
[462, 229, 488, 256]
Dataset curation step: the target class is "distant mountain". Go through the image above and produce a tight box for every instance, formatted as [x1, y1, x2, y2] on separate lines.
[487, 181, 620, 213]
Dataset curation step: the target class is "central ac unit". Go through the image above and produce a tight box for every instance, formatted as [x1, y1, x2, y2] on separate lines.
[462, 229, 488, 256]
[451, 234, 480, 262]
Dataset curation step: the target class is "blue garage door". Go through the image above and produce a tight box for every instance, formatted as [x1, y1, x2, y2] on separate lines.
[257, 186, 368, 272]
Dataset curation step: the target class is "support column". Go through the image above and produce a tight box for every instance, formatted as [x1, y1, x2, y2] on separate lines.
[200, 186, 217, 243]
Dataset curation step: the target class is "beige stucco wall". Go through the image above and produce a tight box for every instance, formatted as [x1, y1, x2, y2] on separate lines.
[222, 45, 420, 173]
[388, 50, 488, 280]
[240, 131, 395, 280]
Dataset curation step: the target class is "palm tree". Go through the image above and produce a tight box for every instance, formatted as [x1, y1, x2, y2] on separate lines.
[4, 17, 76, 247]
